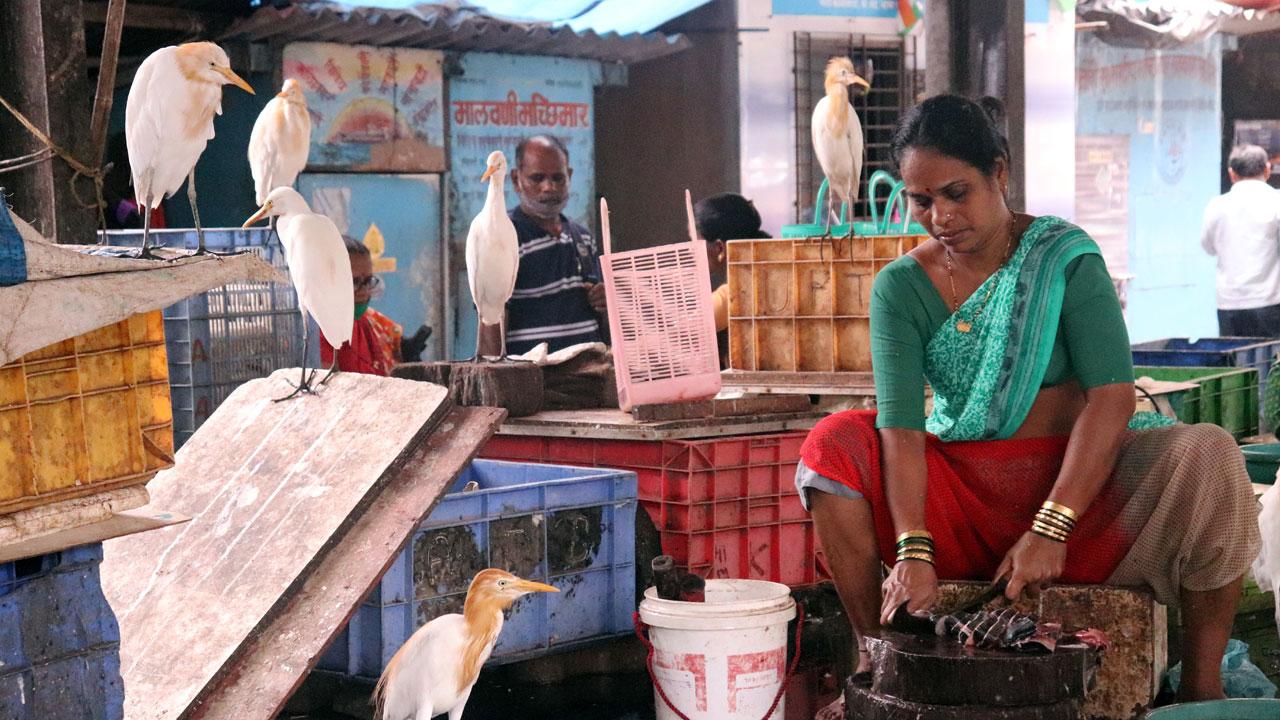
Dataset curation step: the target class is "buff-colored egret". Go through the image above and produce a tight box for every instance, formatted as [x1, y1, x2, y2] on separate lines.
[248, 78, 312, 206]
[242, 187, 352, 400]
[811, 56, 870, 240]
[374, 569, 558, 720]
[126, 41, 254, 257]
[465, 150, 519, 361]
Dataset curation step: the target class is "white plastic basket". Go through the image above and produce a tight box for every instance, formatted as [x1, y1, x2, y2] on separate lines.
[600, 193, 722, 411]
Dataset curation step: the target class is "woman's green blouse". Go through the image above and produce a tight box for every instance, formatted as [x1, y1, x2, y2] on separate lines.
[870, 251, 1134, 431]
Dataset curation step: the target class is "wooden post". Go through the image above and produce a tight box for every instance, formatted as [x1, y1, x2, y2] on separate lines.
[0, 0, 98, 243]
[89, 0, 127, 171]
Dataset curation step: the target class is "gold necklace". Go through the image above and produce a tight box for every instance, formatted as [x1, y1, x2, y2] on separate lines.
[945, 216, 1016, 334]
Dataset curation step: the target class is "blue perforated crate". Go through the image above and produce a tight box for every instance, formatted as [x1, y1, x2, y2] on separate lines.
[1132, 337, 1280, 419]
[0, 543, 124, 720]
[317, 460, 637, 677]
[100, 228, 305, 447]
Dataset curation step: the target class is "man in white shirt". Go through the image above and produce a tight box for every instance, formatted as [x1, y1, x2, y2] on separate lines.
[1201, 144, 1280, 336]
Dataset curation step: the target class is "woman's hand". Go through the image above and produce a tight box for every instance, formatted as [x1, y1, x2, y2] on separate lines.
[879, 559, 939, 625]
[996, 531, 1068, 601]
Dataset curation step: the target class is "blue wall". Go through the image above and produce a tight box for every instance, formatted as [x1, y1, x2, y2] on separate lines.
[1077, 35, 1222, 343]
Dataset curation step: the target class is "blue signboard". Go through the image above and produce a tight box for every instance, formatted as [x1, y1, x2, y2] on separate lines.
[297, 173, 447, 360]
[771, 0, 897, 17]
[448, 52, 600, 359]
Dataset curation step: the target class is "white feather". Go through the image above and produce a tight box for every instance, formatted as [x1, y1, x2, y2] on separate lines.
[263, 188, 354, 349]
[125, 43, 238, 209]
[378, 612, 502, 720]
[248, 79, 312, 205]
[466, 152, 519, 327]
[811, 94, 865, 209]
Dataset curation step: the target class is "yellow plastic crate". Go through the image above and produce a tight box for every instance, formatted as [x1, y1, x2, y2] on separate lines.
[726, 234, 927, 372]
[0, 311, 174, 514]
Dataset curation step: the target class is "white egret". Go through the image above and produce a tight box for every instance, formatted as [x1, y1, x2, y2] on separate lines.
[126, 41, 254, 257]
[242, 187, 352, 400]
[248, 78, 312, 206]
[465, 150, 520, 361]
[811, 56, 870, 240]
[374, 569, 558, 720]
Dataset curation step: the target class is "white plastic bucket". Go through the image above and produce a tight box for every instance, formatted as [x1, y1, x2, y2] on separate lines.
[638, 579, 797, 720]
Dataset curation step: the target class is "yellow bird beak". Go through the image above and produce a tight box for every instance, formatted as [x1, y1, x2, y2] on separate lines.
[215, 66, 255, 94]
[480, 165, 498, 182]
[849, 74, 871, 91]
[242, 202, 272, 228]
[514, 579, 559, 594]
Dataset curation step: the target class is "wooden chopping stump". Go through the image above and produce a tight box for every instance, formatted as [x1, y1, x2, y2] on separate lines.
[394, 361, 543, 417]
[844, 631, 1100, 720]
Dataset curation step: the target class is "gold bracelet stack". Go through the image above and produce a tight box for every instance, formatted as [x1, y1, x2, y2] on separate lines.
[1031, 501, 1078, 543]
[895, 530, 935, 565]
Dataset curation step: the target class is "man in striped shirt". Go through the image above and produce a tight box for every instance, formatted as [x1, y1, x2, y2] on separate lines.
[480, 134, 606, 356]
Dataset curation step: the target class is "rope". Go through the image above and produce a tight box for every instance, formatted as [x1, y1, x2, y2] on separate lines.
[633, 602, 805, 720]
[0, 92, 108, 228]
[0, 148, 54, 174]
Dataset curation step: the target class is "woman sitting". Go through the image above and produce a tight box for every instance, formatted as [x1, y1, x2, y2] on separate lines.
[798, 94, 1260, 705]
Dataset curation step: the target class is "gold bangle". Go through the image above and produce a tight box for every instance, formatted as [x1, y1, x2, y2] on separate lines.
[896, 538, 935, 550]
[1033, 512, 1075, 533]
[1031, 522, 1070, 543]
[1032, 517, 1071, 537]
[1041, 501, 1079, 522]
[1037, 507, 1077, 528]
[896, 552, 935, 564]
[896, 530, 933, 543]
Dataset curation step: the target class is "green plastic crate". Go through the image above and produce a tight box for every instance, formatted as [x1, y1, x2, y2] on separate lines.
[1242, 444, 1280, 485]
[1134, 366, 1260, 439]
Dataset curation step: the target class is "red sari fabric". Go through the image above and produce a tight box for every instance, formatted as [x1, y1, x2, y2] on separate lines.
[801, 410, 1135, 583]
[320, 308, 402, 377]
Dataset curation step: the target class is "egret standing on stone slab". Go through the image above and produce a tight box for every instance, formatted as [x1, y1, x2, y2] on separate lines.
[243, 187, 352, 400]
[126, 42, 255, 257]
[374, 569, 558, 720]
[466, 150, 520, 361]
[811, 56, 871, 243]
[248, 78, 312, 206]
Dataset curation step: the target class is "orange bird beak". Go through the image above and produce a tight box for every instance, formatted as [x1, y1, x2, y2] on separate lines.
[515, 579, 559, 594]
[215, 66, 255, 94]
[242, 201, 272, 227]
[481, 164, 499, 182]
[849, 74, 871, 91]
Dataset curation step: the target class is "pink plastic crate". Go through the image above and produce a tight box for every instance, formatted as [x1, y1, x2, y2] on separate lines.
[598, 195, 721, 411]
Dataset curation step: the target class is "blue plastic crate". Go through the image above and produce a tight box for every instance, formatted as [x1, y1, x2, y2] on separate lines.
[1132, 337, 1280, 421]
[317, 460, 637, 677]
[0, 543, 123, 720]
[100, 228, 305, 447]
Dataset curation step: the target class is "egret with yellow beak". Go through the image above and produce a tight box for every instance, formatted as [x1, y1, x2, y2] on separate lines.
[374, 569, 559, 720]
[248, 78, 312, 206]
[125, 42, 254, 257]
[465, 150, 520, 360]
[243, 187, 352, 400]
[812, 56, 871, 240]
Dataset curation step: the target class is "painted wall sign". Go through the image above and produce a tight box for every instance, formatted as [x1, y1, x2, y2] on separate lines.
[770, 0, 898, 17]
[283, 42, 445, 172]
[448, 52, 600, 359]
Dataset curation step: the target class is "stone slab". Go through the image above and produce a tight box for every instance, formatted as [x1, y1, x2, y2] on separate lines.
[845, 675, 1081, 720]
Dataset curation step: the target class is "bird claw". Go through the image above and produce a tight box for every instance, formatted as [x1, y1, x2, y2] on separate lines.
[273, 368, 319, 402]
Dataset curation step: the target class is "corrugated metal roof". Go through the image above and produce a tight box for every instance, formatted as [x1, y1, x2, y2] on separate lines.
[222, 2, 691, 64]
[1079, 0, 1280, 47]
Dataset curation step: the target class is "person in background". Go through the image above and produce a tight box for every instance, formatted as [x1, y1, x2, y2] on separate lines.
[321, 235, 431, 375]
[695, 192, 770, 368]
[479, 134, 605, 357]
[1201, 144, 1280, 337]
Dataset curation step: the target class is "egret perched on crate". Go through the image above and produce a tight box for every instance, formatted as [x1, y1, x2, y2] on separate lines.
[243, 187, 352, 400]
[126, 42, 254, 257]
[811, 56, 870, 241]
[248, 78, 312, 206]
[465, 150, 520, 361]
[374, 568, 558, 720]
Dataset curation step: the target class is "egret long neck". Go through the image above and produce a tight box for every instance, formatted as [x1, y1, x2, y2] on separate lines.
[824, 79, 849, 131]
[458, 593, 504, 693]
[483, 173, 507, 222]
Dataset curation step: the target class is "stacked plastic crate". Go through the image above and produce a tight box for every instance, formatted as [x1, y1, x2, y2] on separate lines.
[101, 229, 303, 447]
